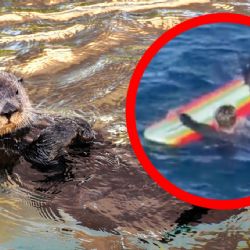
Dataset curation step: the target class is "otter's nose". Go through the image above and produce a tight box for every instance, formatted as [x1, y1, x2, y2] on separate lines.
[1, 102, 18, 120]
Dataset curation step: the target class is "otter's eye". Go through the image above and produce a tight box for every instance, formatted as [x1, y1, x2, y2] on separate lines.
[18, 78, 23, 84]
[16, 90, 19, 95]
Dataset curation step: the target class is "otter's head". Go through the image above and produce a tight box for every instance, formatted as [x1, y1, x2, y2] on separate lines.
[0, 72, 32, 136]
[214, 104, 237, 131]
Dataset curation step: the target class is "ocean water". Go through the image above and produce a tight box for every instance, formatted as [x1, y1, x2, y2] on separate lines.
[136, 23, 250, 200]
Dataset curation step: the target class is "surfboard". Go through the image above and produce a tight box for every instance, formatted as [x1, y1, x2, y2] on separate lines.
[144, 78, 250, 146]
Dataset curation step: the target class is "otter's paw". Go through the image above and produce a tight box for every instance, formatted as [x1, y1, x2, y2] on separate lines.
[179, 113, 192, 125]
[77, 124, 96, 143]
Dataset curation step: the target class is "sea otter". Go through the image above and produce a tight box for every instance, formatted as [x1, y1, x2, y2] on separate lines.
[0, 71, 95, 168]
[0, 71, 243, 242]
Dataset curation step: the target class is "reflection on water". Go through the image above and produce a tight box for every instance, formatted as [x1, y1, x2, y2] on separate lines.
[0, 0, 250, 249]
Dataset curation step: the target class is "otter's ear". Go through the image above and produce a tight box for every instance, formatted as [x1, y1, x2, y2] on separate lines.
[18, 78, 24, 84]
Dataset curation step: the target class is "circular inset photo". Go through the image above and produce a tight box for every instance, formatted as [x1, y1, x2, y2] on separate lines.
[126, 13, 250, 209]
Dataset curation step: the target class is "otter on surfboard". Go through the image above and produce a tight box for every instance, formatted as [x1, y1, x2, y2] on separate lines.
[144, 75, 250, 146]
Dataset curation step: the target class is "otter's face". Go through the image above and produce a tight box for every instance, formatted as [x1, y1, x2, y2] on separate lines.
[0, 72, 32, 136]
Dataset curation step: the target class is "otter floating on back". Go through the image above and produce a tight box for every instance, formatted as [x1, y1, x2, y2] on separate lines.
[0, 71, 95, 168]
[0, 72, 243, 237]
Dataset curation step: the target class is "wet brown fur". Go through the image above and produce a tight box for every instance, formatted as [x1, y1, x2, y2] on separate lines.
[0, 72, 33, 136]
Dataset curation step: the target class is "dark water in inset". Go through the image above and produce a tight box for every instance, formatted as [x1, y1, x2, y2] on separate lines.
[136, 23, 250, 200]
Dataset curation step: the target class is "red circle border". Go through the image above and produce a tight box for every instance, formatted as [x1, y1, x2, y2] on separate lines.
[126, 13, 250, 210]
